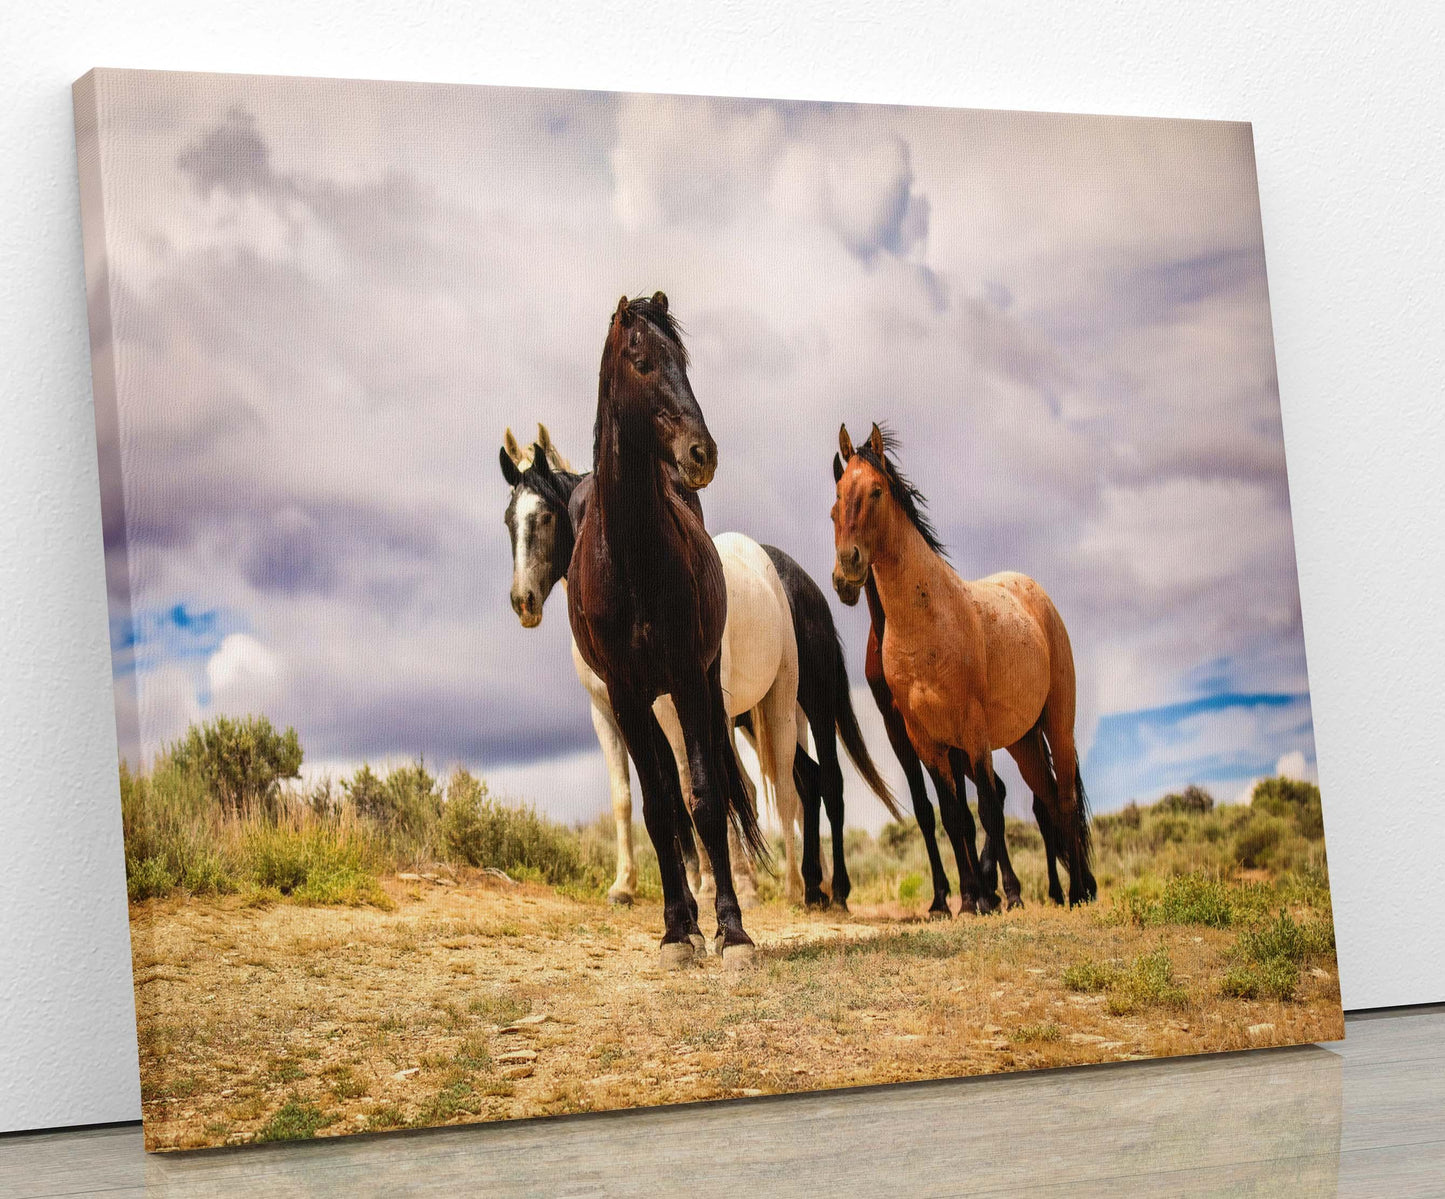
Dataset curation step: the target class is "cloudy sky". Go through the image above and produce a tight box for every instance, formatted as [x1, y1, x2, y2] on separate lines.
[79, 69, 1316, 827]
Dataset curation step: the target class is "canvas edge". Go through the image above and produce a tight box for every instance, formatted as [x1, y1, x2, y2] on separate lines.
[73, 67, 156, 1149]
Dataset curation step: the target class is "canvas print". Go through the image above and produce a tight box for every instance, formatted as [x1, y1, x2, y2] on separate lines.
[75, 68, 1344, 1151]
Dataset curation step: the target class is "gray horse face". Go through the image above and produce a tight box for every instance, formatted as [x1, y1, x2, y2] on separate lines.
[501, 472, 565, 629]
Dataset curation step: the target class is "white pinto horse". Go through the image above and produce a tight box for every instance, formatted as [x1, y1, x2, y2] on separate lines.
[500, 427, 808, 904]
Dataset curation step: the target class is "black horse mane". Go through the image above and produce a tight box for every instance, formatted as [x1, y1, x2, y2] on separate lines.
[624, 293, 689, 368]
[521, 455, 584, 516]
[855, 425, 949, 559]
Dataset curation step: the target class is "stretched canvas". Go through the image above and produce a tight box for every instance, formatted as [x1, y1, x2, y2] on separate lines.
[74, 68, 1344, 1151]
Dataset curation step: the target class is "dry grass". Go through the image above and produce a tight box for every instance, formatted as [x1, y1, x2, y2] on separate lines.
[131, 870, 1343, 1151]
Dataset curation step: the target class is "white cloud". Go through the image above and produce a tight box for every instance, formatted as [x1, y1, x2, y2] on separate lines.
[85, 73, 1314, 819]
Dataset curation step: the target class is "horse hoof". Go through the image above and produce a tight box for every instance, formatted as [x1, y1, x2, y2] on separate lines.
[974, 896, 1000, 916]
[659, 942, 695, 970]
[830, 898, 850, 915]
[607, 890, 634, 907]
[805, 895, 829, 912]
[1006, 896, 1025, 911]
[722, 943, 757, 971]
[689, 933, 707, 958]
[928, 908, 952, 922]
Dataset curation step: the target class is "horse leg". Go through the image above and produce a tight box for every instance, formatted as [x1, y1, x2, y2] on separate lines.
[956, 749, 1022, 910]
[724, 734, 760, 909]
[809, 693, 849, 912]
[927, 761, 995, 915]
[590, 700, 637, 905]
[610, 692, 696, 965]
[912, 770, 952, 919]
[815, 722, 851, 911]
[756, 679, 806, 906]
[793, 742, 827, 908]
[1033, 796, 1064, 906]
[674, 663, 754, 961]
[787, 706, 828, 909]
[646, 714, 704, 947]
[1040, 706, 1096, 906]
[868, 661, 950, 917]
[665, 719, 715, 901]
[1007, 732, 1064, 906]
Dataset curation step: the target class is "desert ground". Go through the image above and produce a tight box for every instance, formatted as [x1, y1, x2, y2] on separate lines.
[131, 870, 1344, 1152]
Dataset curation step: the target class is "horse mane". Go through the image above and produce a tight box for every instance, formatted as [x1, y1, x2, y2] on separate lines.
[623, 294, 689, 368]
[521, 458, 585, 516]
[855, 424, 949, 559]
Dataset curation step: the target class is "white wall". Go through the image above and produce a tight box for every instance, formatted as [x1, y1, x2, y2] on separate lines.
[2, 0, 1440, 1135]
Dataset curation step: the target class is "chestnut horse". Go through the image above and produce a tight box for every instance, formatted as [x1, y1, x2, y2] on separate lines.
[832, 423, 1096, 909]
[568, 293, 768, 968]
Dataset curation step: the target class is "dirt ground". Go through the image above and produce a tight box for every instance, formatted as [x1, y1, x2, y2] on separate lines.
[130, 874, 1345, 1151]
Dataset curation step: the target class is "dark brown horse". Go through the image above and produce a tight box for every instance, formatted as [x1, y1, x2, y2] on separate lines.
[567, 293, 768, 969]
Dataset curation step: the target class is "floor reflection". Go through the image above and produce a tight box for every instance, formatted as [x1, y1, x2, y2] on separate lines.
[131, 1044, 1345, 1197]
[27, 1010, 1445, 1197]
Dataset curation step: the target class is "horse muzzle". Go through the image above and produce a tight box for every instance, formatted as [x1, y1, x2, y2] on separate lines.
[675, 434, 718, 490]
[833, 547, 865, 605]
[512, 588, 543, 628]
[832, 568, 863, 606]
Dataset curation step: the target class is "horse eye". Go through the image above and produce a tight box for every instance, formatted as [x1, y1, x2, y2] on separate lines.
[629, 328, 643, 350]
[540, 512, 553, 525]
[870, 487, 883, 500]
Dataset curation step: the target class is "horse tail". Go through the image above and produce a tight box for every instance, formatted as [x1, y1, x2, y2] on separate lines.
[728, 704, 774, 866]
[832, 635, 904, 821]
[1074, 764, 1095, 872]
[747, 702, 779, 823]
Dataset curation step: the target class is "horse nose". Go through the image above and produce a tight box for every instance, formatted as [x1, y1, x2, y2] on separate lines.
[689, 441, 711, 468]
[511, 589, 536, 617]
[846, 546, 861, 570]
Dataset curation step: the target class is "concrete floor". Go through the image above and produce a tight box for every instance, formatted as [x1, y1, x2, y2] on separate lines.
[4, 1005, 1442, 1197]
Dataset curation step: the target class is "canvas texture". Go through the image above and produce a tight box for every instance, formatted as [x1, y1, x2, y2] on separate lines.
[74, 68, 1344, 1152]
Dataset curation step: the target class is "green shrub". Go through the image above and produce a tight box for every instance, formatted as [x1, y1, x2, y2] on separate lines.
[1158, 784, 1215, 814]
[1237, 909, 1335, 966]
[1252, 777, 1324, 839]
[439, 768, 608, 889]
[1063, 959, 1119, 993]
[1012, 1021, 1062, 1043]
[878, 820, 919, 857]
[345, 760, 443, 849]
[1221, 958, 1300, 1002]
[169, 715, 302, 817]
[1064, 946, 1188, 1014]
[1112, 872, 1260, 928]
[1113, 945, 1189, 1013]
[255, 1099, 334, 1142]
[1220, 909, 1337, 1004]
[1232, 813, 1290, 869]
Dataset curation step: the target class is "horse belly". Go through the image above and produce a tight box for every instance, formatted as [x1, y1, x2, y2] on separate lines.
[714, 533, 787, 717]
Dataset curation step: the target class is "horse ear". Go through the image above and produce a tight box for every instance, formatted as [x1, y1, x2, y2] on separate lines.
[503, 428, 525, 467]
[868, 423, 886, 459]
[839, 423, 855, 461]
[833, 452, 844, 483]
[500, 445, 522, 487]
[616, 295, 633, 326]
[537, 423, 569, 472]
[651, 291, 668, 313]
[531, 443, 551, 479]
